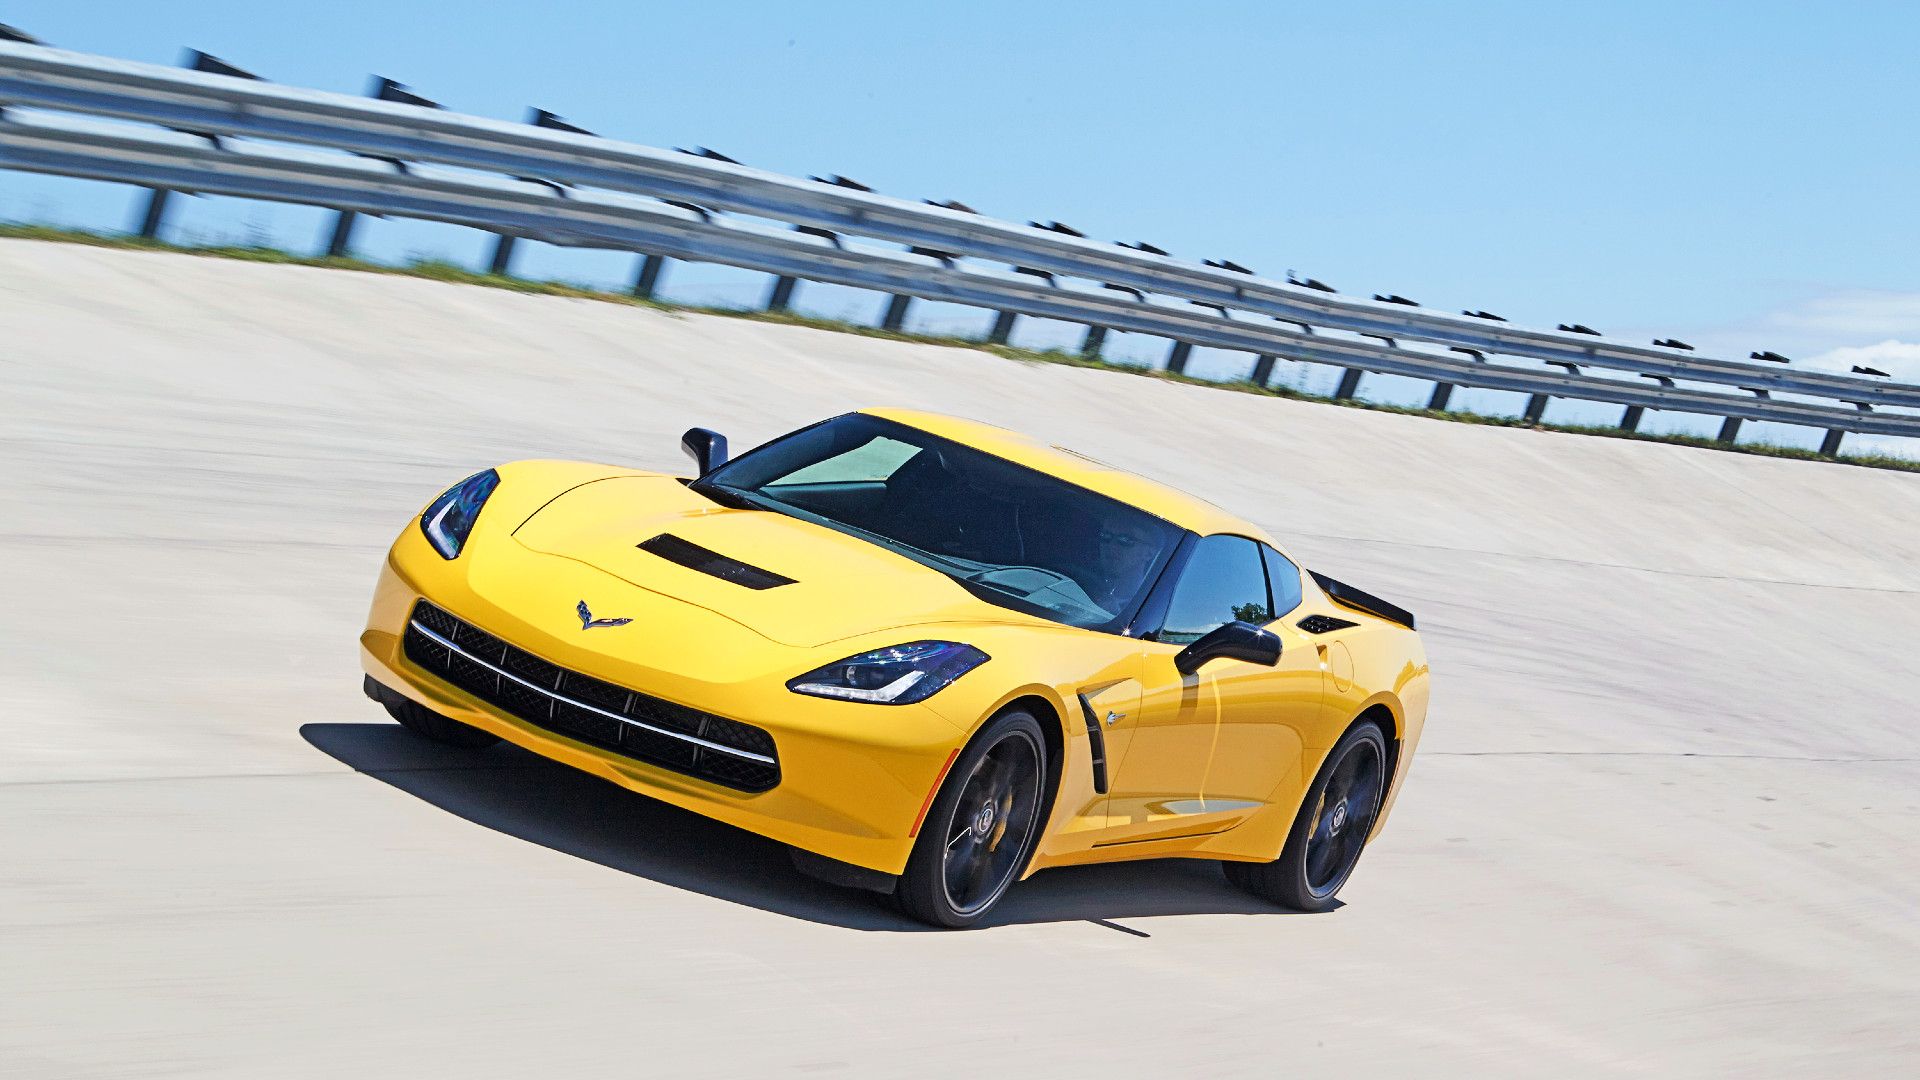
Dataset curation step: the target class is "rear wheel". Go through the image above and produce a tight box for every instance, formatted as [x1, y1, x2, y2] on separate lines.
[894, 709, 1046, 929]
[1226, 721, 1388, 912]
[383, 696, 500, 749]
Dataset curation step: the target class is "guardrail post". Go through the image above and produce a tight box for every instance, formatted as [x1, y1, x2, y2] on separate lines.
[135, 189, 172, 239]
[1622, 374, 1674, 432]
[1442, 346, 1487, 405]
[1821, 402, 1873, 457]
[1250, 354, 1276, 385]
[1081, 326, 1108, 356]
[487, 234, 517, 276]
[880, 294, 913, 332]
[1718, 388, 1771, 444]
[323, 212, 358, 259]
[1528, 361, 1585, 424]
[631, 253, 669, 298]
[323, 77, 443, 260]
[766, 275, 799, 311]
[485, 109, 593, 278]
[1166, 341, 1194, 374]
[129, 50, 263, 242]
[987, 310, 1019, 344]
[1337, 332, 1397, 401]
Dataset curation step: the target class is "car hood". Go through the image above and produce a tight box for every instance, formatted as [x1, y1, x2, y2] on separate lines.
[512, 474, 1031, 648]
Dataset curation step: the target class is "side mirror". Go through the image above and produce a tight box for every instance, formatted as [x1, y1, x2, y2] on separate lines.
[1173, 620, 1281, 676]
[681, 427, 729, 476]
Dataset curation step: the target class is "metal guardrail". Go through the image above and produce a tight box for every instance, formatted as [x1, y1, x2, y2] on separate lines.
[2, 40, 1915, 448]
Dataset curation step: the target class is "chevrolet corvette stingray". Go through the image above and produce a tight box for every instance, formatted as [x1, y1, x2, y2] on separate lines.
[360, 409, 1429, 927]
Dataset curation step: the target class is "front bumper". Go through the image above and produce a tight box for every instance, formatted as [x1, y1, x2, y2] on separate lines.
[359, 526, 967, 875]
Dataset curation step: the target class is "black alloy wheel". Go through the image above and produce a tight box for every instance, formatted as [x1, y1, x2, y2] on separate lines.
[1224, 721, 1388, 912]
[895, 709, 1046, 928]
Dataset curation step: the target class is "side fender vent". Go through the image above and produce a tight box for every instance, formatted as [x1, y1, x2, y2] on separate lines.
[638, 534, 796, 590]
[1307, 570, 1416, 630]
[1076, 693, 1109, 795]
[1296, 614, 1359, 635]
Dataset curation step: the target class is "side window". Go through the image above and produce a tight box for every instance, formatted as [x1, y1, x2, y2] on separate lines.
[1261, 544, 1303, 618]
[1156, 535, 1272, 644]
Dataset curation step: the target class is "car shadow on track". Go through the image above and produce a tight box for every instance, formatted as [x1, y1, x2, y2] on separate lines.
[301, 721, 1314, 932]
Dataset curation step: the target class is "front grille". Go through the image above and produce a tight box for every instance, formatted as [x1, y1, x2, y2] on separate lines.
[402, 600, 780, 792]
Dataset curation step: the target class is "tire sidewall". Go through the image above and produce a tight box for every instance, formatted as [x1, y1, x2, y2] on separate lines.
[894, 708, 1048, 929]
[1273, 721, 1389, 911]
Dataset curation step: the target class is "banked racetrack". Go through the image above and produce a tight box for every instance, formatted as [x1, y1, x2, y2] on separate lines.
[3, 240, 1918, 1078]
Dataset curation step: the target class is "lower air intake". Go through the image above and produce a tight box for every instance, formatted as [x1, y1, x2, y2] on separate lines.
[402, 600, 779, 792]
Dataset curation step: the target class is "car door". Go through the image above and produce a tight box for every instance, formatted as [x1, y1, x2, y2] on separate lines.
[1199, 544, 1326, 817]
[1096, 534, 1279, 845]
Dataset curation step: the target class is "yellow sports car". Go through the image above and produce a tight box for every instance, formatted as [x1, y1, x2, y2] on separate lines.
[360, 409, 1429, 927]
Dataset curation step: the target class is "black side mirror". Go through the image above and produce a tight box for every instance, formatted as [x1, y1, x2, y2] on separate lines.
[1173, 620, 1282, 676]
[681, 428, 728, 475]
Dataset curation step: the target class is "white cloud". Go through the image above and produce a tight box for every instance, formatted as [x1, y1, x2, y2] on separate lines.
[1768, 291, 1920, 339]
[1805, 339, 1920, 381]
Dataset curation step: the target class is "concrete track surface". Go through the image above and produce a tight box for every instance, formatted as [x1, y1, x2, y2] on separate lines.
[3, 240, 1918, 1079]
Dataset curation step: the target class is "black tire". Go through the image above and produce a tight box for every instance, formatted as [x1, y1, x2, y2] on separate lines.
[383, 696, 501, 749]
[1225, 721, 1389, 912]
[894, 709, 1048, 929]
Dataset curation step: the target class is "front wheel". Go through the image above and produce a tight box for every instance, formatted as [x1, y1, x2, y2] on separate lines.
[1225, 721, 1388, 912]
[894, 709, 1047, 929]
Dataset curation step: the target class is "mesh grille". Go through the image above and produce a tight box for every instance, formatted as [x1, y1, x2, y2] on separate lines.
[401, 600, 780, 792]
[1297, 614, 1360, 635]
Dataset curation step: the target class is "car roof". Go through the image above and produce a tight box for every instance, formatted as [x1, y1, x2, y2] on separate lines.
[860, 407, 1271, 541]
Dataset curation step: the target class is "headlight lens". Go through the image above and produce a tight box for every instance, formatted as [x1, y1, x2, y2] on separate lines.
[419, 469, 500, 560]
[787, 641, 990, 705]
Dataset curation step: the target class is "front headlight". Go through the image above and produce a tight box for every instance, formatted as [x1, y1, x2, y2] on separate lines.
[419, 469, 500, 560]
[787, 641, 990, 705]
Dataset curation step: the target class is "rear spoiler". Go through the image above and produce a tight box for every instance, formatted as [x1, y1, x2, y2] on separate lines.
[1308, 571, 1417, 630]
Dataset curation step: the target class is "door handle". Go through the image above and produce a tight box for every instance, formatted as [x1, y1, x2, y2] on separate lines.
[1105, 711, 1124, 726]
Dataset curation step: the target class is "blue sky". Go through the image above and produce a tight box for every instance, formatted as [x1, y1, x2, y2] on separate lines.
[5, 1, 1917, 449]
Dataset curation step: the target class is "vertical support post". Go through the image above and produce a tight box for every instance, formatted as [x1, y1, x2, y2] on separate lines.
[486, 234, 517, 277]
[128, 50, 264, 243]
[1080, 325, 1108, 357]
[484, 109, 592, 281]
[766, 275, 799, 312]
[324, 211, 358, 258]
[322, 76, 444, 260]
[1334, 368, 1365, 400]
[1523, 393, 1550, 424]
[881, 294, 913, 332]
[1249, 354, 1277, 386]
[1620, 405, 1645, 432]
[987, 311, 1018, 345]
[1427, 382, 1454, 411]
[1717, 416, 1743, 444]
[1819, 428, 1845, 457]
[1166, 341, 1194, 375]
[631, 253, 668, 299]
[135, 188, 172, 240]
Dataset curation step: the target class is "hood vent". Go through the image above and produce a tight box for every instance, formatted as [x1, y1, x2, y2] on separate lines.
[638, 533, 796, 590]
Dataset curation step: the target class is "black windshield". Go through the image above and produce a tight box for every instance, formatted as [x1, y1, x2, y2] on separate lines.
[694, 414, 1182, 633]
